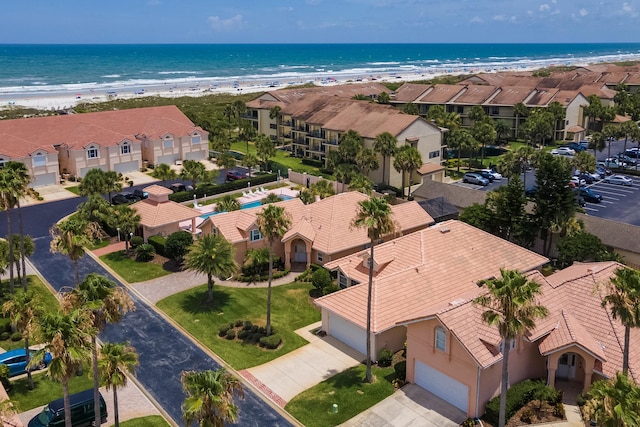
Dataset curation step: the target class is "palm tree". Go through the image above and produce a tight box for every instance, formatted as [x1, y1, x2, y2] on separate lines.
[99, 342, 139, 427]
[109, 205, 141, 252]
[214, 195, 241, 213]
[64, 273, 135, 427]
[472, 121, 497, 164]
[34, 308, 94, 427]
[222, 104, 235, 139]
[261, 193, 283, 204]
[49, 217, 102, 285]
[583, 372, 640, 427]
[255, 134, 276, 171]
[309, 180, 335, 199]
[181, 369, 244, 427]
[513, 102, 529, 140]
[351, 196, 396, 383]
[373, 132, 397, 186]
[269, 105, 282, 140]
[473, 269, 548, 427]
[180, 160, 207, 189]
[255, 205, 291, 336]
[447, 128, 473, 172]
[601, 267, 640, 375]
[589, 131, 606, 158]
[241, 154, 260, 177]
[393, 145, 422, 199]
[7, 234, 34, 287]
[348, 173, 374, 195]
[515, 145, 535, 190]
[184, 235, 237, 304]
[355, 148, 379, 177]
[3, 162, 32, 292]
[77, 194, 113, 225]
[2, 290, 42, 390]
[151, 163, 177, 182]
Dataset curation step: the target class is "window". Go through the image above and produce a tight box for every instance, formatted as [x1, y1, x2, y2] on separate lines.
[0, 158, 5, 169]
[498, 339, 516, 353]
[457, 106, 464, 114]
[491, 106, 500, 116]
[270, 123, 277, 130]
[317, 252, 324, 263]
[120, 143, 130, 155]
[191, 135, 201, 145]
[250, 229, 263, 242]
[163, 138, 173, 149]
[211, 227, 217, 236]
[429, 150, 439, 159]
[435, 327, 447, 351]
[33, 154, 46, 167]
[338, 272, 348, 289]
[87, 148, 98, 159]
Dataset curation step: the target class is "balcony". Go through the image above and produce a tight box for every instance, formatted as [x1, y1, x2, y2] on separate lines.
[324, 139, 339, 146]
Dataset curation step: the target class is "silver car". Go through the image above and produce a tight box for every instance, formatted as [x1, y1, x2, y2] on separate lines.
[603, 175, 633, 186]
[462, 173, 489, 186]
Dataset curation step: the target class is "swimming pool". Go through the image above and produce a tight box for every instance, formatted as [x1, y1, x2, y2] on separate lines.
[200, 195, 293, 219]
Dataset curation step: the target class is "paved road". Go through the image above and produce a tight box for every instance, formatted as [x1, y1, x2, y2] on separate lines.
[0, 199, 292, 426]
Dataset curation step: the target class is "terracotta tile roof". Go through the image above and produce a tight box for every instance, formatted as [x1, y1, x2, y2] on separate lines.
[0, 132, 54, 159]
[416, 84, 465, 104]
[245, 83, 390, 108]
[199, 192, 434, 254]
[417, 163, 445, 175]
[144, 184, 173, 196]
[538, 310, 607, 361]
[132, 197, 201, 228]
[321, 102, 422, 139]
[450, 85, 498, 105]
[0, 106, 201, 157]
[317, 220, 548, 334]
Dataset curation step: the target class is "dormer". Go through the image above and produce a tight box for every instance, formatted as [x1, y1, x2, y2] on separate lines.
[118, 139, 132, 155]
[190, 132, 201, 145]
[162, 134, 174, 149]
[31, 150, 48, 168]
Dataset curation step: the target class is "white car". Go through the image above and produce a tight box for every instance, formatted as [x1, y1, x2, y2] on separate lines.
[551, 147, 575, 156]
[603, 174, 633, 186]
[599, 158, 628, 168]
[481, 169, 502, 180]
[570, 176, 586, 187]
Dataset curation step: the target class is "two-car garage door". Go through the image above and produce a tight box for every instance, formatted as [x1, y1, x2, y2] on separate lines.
[327, 314, 367, 356]
[414, 360, 469, 412]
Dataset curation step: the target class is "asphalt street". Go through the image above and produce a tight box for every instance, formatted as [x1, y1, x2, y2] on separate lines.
[0, 196, 292, 426]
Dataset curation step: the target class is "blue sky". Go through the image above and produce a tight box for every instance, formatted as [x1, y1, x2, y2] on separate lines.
[2, 0, 639, 44]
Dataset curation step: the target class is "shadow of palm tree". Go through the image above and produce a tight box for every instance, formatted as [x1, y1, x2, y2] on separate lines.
[181, 289, 232, 314]
[323, 364, 367, 389]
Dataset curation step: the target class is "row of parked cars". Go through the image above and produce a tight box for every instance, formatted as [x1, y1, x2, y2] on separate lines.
[462, 169, 503, 186]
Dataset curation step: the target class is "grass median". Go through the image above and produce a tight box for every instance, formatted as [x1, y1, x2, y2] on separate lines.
[9, 371, 94, 413]
[100, 251, 171, 283]
[156, 280, 320, 370]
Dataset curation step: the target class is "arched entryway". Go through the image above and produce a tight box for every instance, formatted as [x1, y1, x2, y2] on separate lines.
[554, 352, 585, 402]
[290, 238, 309, 271]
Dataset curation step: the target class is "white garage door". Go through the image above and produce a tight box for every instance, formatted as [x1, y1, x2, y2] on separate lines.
[414, 360, 469, 412]
[79, 165, 107, 178]
[114, 160, 139, 174]
[32, 173, 57, 187]
[185, 150, 207, 161]
[157, 154, 177, 166]
[329, 314, 367, 355]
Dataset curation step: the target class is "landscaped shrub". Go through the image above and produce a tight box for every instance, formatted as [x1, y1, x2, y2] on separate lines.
[148, 235, 167, 257]
[258, 326, 267, 335]
[168, 173, 278, 203]
[218, 324, 231, 337]
[243, 321, 253, 330]
[0, 364, 10, 391]
[484, 379, 548, 426]
[259, 334, 282, 349]
[234, 319, 244, 327]
[241, 248, 275, 277]
[226, 329, 236, 340]
[394, 361, 406, 381]
[129, 235, 144, 248]
[249, 332, 264, 343]
[165, 231, 193, 260]
[10, 332, 22, 341]
[311, 267, 333, 295]
[553, 403, 565, 418]
[377, 348, 393, 367]
[520, 409, 534, 424]
[250, 325, 259, 333]
[237, 330, 250, 340]
[0, 332, 9, 341]
[135, 243, 156, 262]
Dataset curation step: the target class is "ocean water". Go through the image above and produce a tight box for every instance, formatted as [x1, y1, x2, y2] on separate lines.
[2, 43, 640, 97]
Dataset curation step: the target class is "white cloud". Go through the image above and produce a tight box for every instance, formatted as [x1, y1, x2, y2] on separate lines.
[580, 8, 588, 16]
[470, 16, 482, 23]
[540, 4, 550, 11]
[208, 14, 245, 32]
[493, 15, 506, 21]
[620, 2, 638, 17]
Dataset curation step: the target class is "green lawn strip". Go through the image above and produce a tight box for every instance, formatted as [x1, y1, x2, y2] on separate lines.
[100, 251, 171, 283]
[285, 364, 396, 427]
[229, 141, 328, 176]
[119, 415, 172, 427]
[156, 281, 320, 370]
[64, 186, 81, 195]
[0, 276, 61, 351]
[9, 371, 94, 413]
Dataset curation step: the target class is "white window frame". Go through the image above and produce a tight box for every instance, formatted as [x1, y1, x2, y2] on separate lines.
[87, 147, 99, 159]
[435, 326, 447, 351]
[33, 154, 46, 167]
[250, 229, 263, 242]
[211, 227, 217, 236]
[338, 272, 348, 289]
[120, 143, 131, 155]
[163, 138, 173, 149]
[191, 135, 201, 145]
[317, 252, 324, 263]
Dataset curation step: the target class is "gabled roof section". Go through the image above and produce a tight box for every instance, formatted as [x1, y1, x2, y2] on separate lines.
[282, 219, 316, 243]
[486, 86, 534, 106]
[132, 198, 200, 228]
[416, 84, 465, 104]
[391, 83, 432, 102]
[538, 310, 607, 361]
[449, 85, 498, 105]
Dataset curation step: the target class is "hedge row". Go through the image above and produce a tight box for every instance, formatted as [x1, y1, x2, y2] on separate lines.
[484, 379, 560, 426]
[235, 269, 290, 282]
[147, 235, 167, 257]
[168, 173, 278, 203]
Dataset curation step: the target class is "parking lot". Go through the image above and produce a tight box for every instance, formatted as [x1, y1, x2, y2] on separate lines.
[580, 177, 640, 225]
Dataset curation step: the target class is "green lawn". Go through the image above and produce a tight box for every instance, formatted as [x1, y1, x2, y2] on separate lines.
[0, 276, 60, 351]
[156, 281, 321, 370]
[9, 371, 94, 413]
[285, 364, 396, 427]
[65, 185, 81, 195]
[119, 416, 172, 427]
[100, 251, 171, 283]
[229, 141, 330, 177]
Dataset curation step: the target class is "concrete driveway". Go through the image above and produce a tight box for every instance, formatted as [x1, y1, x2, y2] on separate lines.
[340, 384, 467, 427]
[242, 322, 365, 405]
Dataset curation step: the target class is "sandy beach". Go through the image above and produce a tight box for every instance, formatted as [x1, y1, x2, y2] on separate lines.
[0, 64, 555, 111]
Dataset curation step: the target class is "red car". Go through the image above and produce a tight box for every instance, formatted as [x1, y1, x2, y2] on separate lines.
[226, 170, 247, 181]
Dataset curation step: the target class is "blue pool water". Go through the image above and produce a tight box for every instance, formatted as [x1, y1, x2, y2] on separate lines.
[200, 195, 293, 219]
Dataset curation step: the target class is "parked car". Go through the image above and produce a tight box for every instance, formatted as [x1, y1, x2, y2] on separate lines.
[132, 189, 148, 199]
[569, 176, 586, 187]
[551, 147, 575, 156]
[573, 172, 596, 184]
[0, 348, 52, 377]
[561, 142, 586, 152]
[169, 183, 187, 193]
[603, 174, 633, 186]
[111, 193, 129, 205]
[481, 168, 502, 180]
[525, 186, 538, 198]
[462, 172, 489, 186]
[595, 165, 612, 178]
[123, 193, 142, 203]
[615, 153, 638, 165]
[28, 389, 107, 427]
[478, 170, 495, 182]
[225, 170, 247, 181]
[578, 141, 590, 149]
[579, 187, 603, 203]
[599, 158, 628, 169]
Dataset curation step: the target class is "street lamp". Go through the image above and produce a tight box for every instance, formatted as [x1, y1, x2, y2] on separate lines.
[117, 227, 120, 241]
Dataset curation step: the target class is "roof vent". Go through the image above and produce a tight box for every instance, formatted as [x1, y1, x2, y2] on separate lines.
[439, 228, 450, 234]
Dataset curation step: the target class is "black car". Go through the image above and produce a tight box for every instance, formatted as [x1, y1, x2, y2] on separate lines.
[579, 187, 603, 203]
[111, 193, 129, 205]
[478, 170, 495, 182]
[123, 193, 142, 202]
[132, 189, 148, 199]
[574, 173, 595, 184]
[169, 183, 187, 193]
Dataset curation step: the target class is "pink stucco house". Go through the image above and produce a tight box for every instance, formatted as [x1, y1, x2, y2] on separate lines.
[198, 191, 435, 271]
